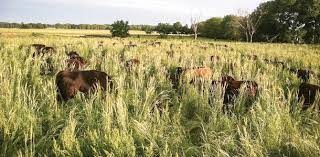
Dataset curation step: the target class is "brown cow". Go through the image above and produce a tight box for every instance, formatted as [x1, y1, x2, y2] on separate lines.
[169, 66, 213, 89]
[31, 44, 46, 50]
[67, 51, 86, 61]
[32, 46, 56, 58]
[65, 51, 87, 71]
[56, 70, 113, 102]
[42, 47, 56, 54]
[66, 51, 81, 59]
[125, 59, 140, 72]
[168, 67, 213, 89]
[66, 59, 86, 71]
[223, 80, 258, 104]
[298, 83, 320, 110]
[187, 67, 213, 82]
[31, 44, 46, 57]
[211, 75, 258, 112]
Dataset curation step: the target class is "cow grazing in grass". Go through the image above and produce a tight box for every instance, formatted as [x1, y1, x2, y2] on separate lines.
[289, 68, 313, 82]
[42, 47, 56, 54]
[67, 51, 86, 62]
[125, 59, 140, 72]
[298, 83, 320, 110]
[31, 44, 46, 51]
[169, 67, 184, 89]
[211, 75, 258, 112]
[31, 44, 46, 57]
[65, 51, 87, 71]
[187, 67, 213, 83]
[223, 80, 258, 105]
[66, 51, 81, 59]
[56, 70, 113, 102]
[169, 66, 213, 89]
[32, 46, 56, 58]
[66, 59, 86, 71]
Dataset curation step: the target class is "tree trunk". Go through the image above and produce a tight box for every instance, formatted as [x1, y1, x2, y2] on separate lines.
[245, 32, 249, 42]
[194, 33, 198, 40]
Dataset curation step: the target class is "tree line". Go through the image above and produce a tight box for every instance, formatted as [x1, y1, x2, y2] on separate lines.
[0, 22, 156, 30]
[0, 21, 192, 35]
[1, 0, 319, 43]
[197, 0, 320, 44]
[0, 22, 113, 30]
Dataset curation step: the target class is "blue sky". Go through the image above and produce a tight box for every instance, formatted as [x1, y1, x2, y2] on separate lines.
[0, 0, 267, 25]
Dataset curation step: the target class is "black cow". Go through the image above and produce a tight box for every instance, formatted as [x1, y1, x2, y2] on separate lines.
[298, 83, 320, 110]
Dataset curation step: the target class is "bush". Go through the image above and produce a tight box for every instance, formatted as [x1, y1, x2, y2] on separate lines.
[111, 20, 130, 38]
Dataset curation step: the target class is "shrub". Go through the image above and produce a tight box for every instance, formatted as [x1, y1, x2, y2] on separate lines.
[111, 20, 130, 38]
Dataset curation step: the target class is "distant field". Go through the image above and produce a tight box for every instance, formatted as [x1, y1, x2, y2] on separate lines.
[0, 28, 151, 37]
[0, 29, 320, 156]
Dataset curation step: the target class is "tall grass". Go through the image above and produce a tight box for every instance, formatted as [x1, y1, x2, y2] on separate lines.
[0, 30, 319, 156]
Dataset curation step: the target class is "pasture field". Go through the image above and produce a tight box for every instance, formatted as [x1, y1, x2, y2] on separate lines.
[0, 29, 320, 156]
[0, 28, 149, 37]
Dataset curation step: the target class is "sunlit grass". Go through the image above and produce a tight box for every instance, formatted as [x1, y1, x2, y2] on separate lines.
[0, 29, 319, 156]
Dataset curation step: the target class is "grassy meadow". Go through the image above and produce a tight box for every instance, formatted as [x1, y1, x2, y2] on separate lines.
[0, 28, 149, 37]
[0, 29, 320, 156]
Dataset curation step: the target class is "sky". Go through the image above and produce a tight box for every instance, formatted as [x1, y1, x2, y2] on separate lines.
[0, 0, 267, 25]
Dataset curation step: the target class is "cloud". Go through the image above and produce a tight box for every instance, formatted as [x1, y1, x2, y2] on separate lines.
[27, 0, 265, 15]
[28, 0, 190, 14]
[1, 0, 268, 24]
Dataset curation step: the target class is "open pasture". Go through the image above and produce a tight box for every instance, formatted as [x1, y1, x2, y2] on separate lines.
[0, 29, 320, 156]
[0, 28, 149, 38]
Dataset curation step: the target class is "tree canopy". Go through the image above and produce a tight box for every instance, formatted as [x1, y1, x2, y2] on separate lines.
[111, 20, 130, 38]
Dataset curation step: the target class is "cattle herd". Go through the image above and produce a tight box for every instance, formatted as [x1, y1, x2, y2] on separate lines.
[30, 42, 320, 113]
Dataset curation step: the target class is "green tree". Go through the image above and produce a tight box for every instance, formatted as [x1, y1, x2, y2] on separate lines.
[111, 20, 130, 38]
[220, 15, 242, 40]
[172, 22, 183, 34]
[254, 0, 320, 43]
[155, 23, 173, 35]
[253, 1, 282, 42]
[294, 0, 320, 43]
[199, 17, 223, 39]
[181, 24, 192, 34]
